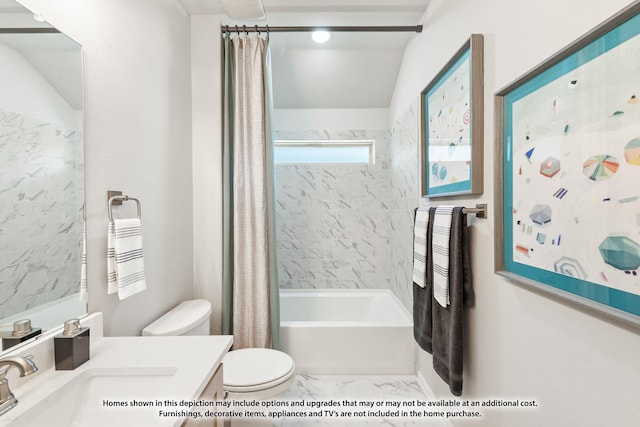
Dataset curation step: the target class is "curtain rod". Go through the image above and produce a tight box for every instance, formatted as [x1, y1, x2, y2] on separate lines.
[221, 25, 422, 34]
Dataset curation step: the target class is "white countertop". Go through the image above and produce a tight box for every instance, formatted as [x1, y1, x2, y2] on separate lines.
[0, 334, 233, 427]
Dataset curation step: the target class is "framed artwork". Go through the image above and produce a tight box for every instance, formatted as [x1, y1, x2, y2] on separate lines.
[420, 34, 484, 198]
[495, 2, 640, 327]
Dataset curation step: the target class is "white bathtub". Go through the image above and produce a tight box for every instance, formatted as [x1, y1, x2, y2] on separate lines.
[280, 289, 415, 375]
[0, 294, 86, 331]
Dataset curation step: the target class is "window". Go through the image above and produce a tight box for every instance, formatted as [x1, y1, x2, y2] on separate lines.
[274, 140, 375, 164]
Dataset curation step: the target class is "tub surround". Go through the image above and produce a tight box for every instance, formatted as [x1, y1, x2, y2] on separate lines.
[274, 107, 420, 314]
[275, 129, 391, 292]
[388, 102, 420, 312]
[0, 313, 232, 427]
[0, 106, 84, 319]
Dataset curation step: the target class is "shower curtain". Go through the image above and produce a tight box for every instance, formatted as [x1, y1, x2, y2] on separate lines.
[222, 31, 280, 349]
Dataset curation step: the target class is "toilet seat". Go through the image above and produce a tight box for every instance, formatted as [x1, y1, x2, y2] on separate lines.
[223, 348, 295, 393]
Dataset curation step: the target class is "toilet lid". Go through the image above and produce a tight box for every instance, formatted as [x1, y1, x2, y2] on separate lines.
[142, 299, 211, 336]
[223, 349, 295, 392]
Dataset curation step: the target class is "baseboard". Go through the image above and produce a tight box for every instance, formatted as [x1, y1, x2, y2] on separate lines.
[416, 370, 435, 399]
[416, 371, 455, 427]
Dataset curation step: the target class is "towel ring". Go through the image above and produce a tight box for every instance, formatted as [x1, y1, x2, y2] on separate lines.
[108, 195, 141, 223]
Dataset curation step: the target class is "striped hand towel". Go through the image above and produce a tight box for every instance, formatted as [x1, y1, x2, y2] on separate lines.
[107, 221, 118, 294]
[79, 220, 88, 302]
[432, 206, 454, 307]
[107, 218, 147, 300]
[412, 205, 430, 288]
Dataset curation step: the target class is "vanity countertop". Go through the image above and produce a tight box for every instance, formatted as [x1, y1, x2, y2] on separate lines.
[0, 334, 233, 427]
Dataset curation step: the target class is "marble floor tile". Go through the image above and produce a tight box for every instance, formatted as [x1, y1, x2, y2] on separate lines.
[230, 375, 450, 427]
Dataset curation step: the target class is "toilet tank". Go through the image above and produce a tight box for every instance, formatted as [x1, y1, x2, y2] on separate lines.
[142, 299, 212, 336]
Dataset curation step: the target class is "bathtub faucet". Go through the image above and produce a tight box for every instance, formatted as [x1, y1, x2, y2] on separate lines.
[0, 355, 38, 415]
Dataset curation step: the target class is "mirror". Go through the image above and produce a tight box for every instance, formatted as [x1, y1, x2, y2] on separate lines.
[0, 0, 85, 351]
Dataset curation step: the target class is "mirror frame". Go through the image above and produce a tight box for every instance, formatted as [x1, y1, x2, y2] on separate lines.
[0, 2, 87, 354]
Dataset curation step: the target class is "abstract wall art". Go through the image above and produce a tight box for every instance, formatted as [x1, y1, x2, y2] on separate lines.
[495, 2, 640, 326]
[420, 34, 484, 198]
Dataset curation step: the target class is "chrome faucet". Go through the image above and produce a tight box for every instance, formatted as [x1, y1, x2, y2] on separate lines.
[0, 355, 38, 415]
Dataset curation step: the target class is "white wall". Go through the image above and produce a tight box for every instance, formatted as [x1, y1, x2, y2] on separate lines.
[19, 0, 194, 336]
[191, 14, 224, 334]
[274, 108, 389, 130]
[0, 42, 78, 128]
[391, 0, 640, 425]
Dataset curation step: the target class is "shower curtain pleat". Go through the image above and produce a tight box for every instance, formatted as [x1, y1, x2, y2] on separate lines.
[222, 35, 235, 340]
[263, 40, 280, 350]
[222, 33, 279, 350]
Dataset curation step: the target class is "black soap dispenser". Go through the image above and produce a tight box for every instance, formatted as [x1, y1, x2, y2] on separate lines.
[1, 319, 42, 350]
[54, 318, 90, 370]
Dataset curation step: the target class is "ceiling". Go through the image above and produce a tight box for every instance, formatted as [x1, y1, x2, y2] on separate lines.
[1, 0, 430, 111]
[181, 0, 429, 16]
[181, 0, 431, 109]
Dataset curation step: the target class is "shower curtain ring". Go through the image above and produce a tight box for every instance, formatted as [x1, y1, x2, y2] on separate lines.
[243, 25, 248, 35]
[255, 25, 259, 35]
[235, 25, 239, 35]
[266, 25, 270, 34]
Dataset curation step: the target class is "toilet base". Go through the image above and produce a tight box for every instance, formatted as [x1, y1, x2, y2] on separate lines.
[224, 374, 295, 401]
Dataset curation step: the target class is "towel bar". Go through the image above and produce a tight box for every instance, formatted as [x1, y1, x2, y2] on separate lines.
[461, 203, 488, 219]
[107, 193, 141, 223]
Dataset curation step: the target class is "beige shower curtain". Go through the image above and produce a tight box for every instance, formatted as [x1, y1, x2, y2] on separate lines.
[222, 32, 279, 349]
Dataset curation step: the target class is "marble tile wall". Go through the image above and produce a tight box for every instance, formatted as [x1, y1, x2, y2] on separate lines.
[0, 107, 83, 318]
[275, 129, 391, 290]
[274, 105, 418, 311]
[389, 103, 420, 311]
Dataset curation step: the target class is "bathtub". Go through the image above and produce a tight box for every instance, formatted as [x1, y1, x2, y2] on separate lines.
[0, 294, 86, 331]
[280, 289, 415, 375]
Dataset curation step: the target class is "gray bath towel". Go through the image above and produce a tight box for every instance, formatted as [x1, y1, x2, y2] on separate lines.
[413, 207, 436, 353]
[430, 206, 474, 396]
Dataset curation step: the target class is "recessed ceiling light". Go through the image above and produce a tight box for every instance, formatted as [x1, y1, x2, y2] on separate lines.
[311, 30, 331, 44]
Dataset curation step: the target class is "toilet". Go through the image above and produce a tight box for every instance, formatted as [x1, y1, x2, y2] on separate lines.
[142, 299, 295, 400]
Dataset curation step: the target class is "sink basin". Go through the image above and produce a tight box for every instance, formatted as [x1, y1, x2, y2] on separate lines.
[0, 332, 234, 427]
[8, 367, 178, 427]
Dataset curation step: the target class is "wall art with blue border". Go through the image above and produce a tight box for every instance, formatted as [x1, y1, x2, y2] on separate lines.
[421, 34, 484, 198]
[496, 2, 640, 326]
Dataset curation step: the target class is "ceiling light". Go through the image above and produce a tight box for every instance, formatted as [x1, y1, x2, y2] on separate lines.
[222, 0, 265, 20]
[311, 30, 331, 44]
